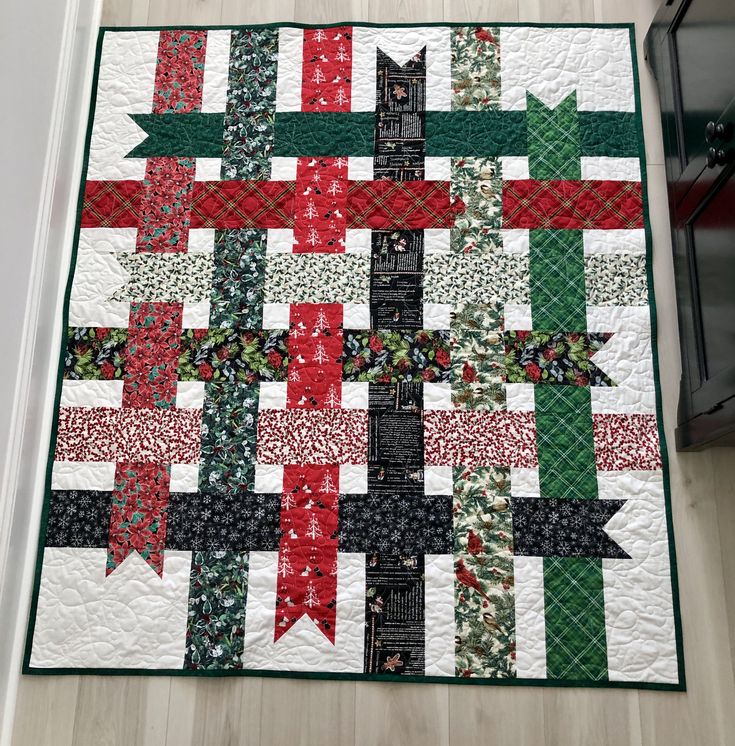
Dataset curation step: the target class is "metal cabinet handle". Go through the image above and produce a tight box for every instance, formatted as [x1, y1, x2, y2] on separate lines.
[705, 121, 734, 144]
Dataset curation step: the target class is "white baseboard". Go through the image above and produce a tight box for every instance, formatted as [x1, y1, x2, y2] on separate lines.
[0, 0, 102, 741]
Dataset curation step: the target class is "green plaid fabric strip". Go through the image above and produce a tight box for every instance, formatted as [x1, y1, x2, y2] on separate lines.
[527, 92, 582, 180]
[529, 230, 587, 331]
[525, 93, 609, 680]
[544, 557, 608, 680]
[536, 386, 598, 500]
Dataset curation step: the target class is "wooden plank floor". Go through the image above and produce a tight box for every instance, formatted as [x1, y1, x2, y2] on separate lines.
[11, 1, 735, 744]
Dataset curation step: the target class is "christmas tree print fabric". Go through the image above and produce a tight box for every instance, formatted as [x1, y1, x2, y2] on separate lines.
[24, 23, 684, 690]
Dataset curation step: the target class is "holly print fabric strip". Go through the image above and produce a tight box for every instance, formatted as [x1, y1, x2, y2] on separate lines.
[25, 23, 683, 691]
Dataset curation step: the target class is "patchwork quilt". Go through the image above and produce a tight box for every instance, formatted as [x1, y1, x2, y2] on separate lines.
[24, 23, 684, 689]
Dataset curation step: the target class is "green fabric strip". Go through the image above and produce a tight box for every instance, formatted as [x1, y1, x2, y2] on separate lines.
[535, 386, 598, 500]
[128, 110, 637, 160]
[526, 91, 609, 680]
[273, 112, 376, 157]
[128, 113, 224, 159]
[580, 111, 638, 158]
[184, 34, 276, 669]
[223, 29, 278, 180]
[198, 382, 260, 495]
[527, 92, 581, 180]
[426, 111, 527, 156]
[529, 229, 586, 331]
[210, 229, 267, 329]
[544, 557, 607, 681]
[184, 550, 249, 670]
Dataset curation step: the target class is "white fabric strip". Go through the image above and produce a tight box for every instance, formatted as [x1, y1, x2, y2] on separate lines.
[68, 228, 136, 327]
[424, 554, 455, 676]
[51, 462, 116, 491]
[201, 29, 231, 113]
[513, 555, 547, 678]
[351, 27, 451, 111]
[500, 27, 635, 111]
[169, 464, 199, 493]
[583, 229, 646, 255]
[275, 27, 304, 112]
[88, 31, 159, 180]
[242, 551, 365, 672]
[60, 381, 124, 408]
[30, 548, 190, 668]
[600, 471, 678, 683]
[581, 156, 641, 181]
[590, 330, 656, 414]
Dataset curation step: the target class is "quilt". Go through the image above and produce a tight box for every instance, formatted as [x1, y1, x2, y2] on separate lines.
[24, 22, 685, 689]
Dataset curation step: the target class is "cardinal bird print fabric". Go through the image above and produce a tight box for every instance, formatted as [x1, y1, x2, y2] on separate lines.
[24, 23, 684, 689]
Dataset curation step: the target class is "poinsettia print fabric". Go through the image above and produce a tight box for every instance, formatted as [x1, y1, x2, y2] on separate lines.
[25, 24, 683, 692]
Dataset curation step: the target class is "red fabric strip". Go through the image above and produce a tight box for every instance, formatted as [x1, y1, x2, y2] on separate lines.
[275, 465, 339, 643]
[592, 413, 662, 471]
[287, 304, 344, 409]
[256, 409, 368, 464]
[189, 180, 296, 228]
[152, 30, 207, 115]
[105, 31, 207, 575]
[280, 34, 350, 643]
[122, 302, 183, 410]
[347, 180, 459, 229]
[80, 181, 142, 228]
[107, 462, 171, 576]
[301, 27, 352, 112]
[82, 179, 459, 231]
[293, 158, 349, 252]
[135, 158, 197, 253]
[502, 179, 643, 230]
[424, 411, 538, 467]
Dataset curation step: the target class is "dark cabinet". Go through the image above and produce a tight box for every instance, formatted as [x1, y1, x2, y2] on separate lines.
[646, 0, 735, 449]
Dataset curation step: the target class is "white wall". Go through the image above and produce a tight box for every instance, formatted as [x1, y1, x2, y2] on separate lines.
[0, 0, 101, 740]
[0, 0, 69, 459]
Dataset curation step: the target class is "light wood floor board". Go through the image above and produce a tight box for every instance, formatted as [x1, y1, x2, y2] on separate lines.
[11, 1, 735, 744]
[518, 0, 595, 22]
[444, 0, 518, 23]
[368, 0, 443, 23]
[355, 682, 449, 746]
[221, 0, 296, 24]
[165, 678, 262, 746]
[260, 679, 356, 746]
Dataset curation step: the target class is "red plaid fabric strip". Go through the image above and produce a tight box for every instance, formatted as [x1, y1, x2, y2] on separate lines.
[80, 181, 142, 228]
[189, 180, 296, 228]
[502, 179, 644, 230]
[80, 179, 462, 231]
[347, 180, 457, 229]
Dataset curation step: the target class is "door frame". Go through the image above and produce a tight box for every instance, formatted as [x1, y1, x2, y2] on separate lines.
[0, 0, 102, 741]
